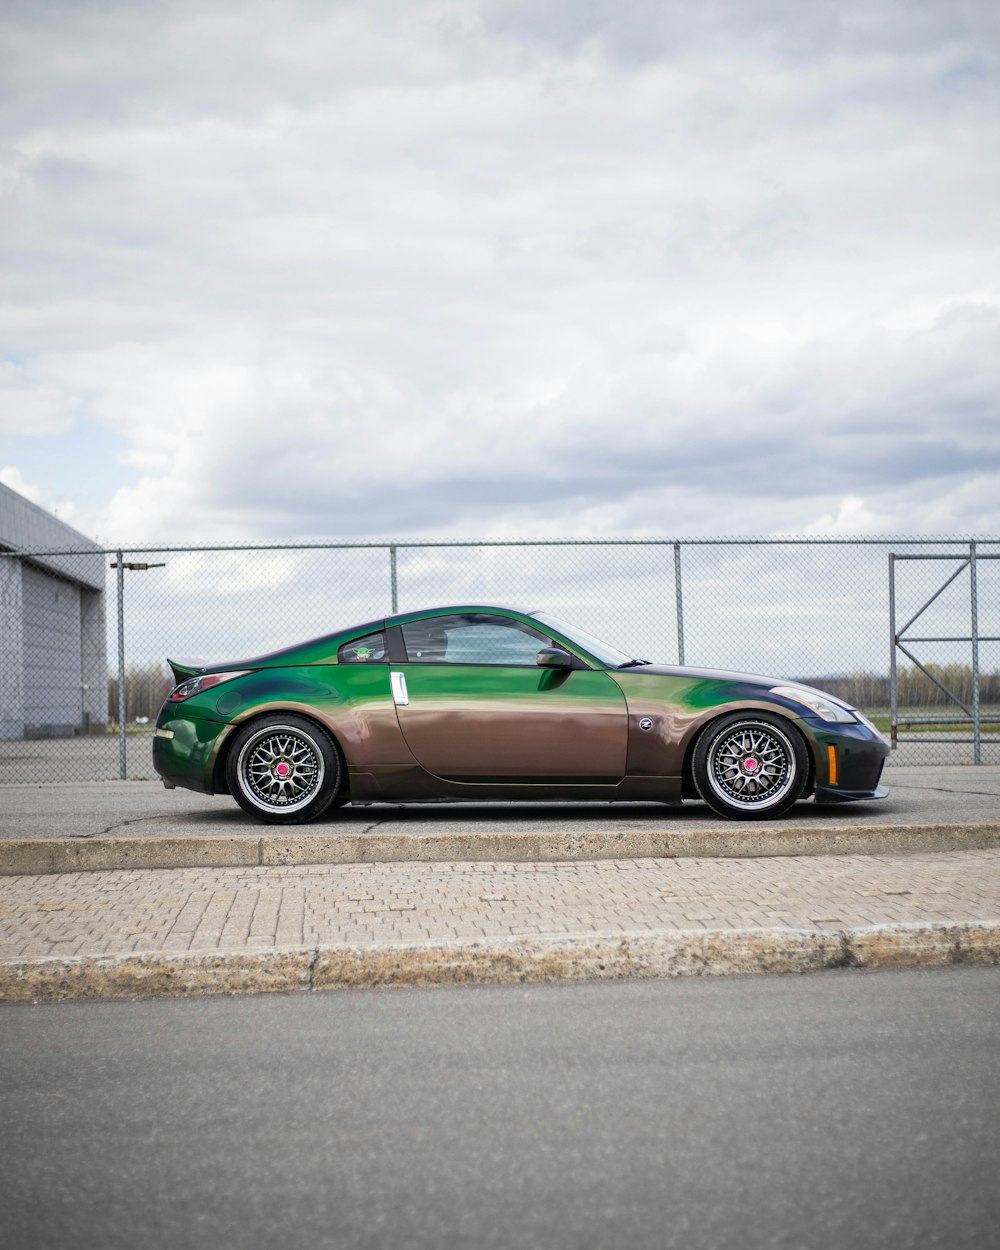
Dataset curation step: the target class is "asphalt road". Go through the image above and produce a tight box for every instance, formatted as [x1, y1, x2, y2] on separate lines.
[2, 764, 1000, 842]
[3, 967, 998, 1250]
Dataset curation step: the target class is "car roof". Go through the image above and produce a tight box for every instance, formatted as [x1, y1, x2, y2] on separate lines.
[172, 606, 542, 674]
[385, 604, 535, 627]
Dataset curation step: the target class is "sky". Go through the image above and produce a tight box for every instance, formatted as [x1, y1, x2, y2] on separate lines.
[1, 0, 999, 548]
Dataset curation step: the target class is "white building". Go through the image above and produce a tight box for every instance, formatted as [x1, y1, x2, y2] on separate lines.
[0, 481, 107, 740]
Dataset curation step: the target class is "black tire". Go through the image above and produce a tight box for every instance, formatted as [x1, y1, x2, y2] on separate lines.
[226, 714, 343, 824]
[692, 712, 808, 821]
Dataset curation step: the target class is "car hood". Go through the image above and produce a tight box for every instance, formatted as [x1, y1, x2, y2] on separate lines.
[620, 663, 786, 687]
[615, 664, 850, 704]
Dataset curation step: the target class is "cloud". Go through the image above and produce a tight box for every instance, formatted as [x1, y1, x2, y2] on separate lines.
[0, 361, 78, 437]
[0, 465, 80, 524]
[803, 495, 890, 535]
[1, 0, 999, 544]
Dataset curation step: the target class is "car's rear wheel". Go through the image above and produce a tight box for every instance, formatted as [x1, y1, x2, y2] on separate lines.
[226, 715, 343, 824]
[693, 712, 807, 820]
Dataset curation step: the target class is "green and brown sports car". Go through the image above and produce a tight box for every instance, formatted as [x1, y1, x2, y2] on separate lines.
[153, 604, 889, 824]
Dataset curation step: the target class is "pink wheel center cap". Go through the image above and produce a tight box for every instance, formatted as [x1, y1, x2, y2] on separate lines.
[275, 762, 291, 778]
[743, 757, 759, 773]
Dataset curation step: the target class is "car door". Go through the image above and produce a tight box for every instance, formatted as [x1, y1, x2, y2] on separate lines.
[389, 612, 628, 781]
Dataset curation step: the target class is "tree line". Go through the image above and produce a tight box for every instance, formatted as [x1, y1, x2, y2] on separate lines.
[107, 663, 175, 724]
[798, 664, 1000, 710]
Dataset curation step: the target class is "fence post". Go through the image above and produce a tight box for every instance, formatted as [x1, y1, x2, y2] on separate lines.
[888, 553, 897, 751]
[970, 539, 980, 764]
[115, 551, 127, 780]
[389, 545, 398, 614]
[673, 542, 686, 665]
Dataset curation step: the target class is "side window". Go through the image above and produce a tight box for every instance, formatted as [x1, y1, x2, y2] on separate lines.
[401, 615, 551, 666]
[338, 631, 387, 664]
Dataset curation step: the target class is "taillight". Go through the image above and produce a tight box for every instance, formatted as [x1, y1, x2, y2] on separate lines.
[168, 670, 251, 702]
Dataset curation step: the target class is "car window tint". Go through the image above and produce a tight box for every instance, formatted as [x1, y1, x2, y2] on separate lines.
[338, 631, 388, 664]
[401, 615, 550, 666]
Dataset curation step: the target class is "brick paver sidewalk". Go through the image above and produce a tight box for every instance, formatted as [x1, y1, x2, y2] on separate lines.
[3, 850, 998, 961]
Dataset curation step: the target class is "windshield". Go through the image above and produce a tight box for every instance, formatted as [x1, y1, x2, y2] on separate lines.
[531, 612, 635, 668]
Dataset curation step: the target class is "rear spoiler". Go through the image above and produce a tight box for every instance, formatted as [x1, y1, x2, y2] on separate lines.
[167, 659, 209, 685]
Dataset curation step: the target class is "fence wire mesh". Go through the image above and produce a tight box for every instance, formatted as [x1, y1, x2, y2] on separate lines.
[1, 537, 998, 784]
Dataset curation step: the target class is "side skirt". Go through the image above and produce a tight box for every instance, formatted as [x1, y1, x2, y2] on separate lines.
[346, 764, 682, 804]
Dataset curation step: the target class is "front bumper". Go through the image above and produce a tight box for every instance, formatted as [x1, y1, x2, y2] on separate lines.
[813, 732, 889, 804]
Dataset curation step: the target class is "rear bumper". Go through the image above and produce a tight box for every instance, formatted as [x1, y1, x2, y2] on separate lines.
[152, 712, 232, 794]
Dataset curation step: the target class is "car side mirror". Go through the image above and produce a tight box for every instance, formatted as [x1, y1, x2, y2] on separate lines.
[536, 647, 574, 669]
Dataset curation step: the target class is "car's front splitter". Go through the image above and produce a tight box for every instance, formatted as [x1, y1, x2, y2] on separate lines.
[813, 783, 890, 805]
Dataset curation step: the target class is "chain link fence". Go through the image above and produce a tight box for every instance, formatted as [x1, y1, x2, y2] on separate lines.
[2, 537, 998, 784]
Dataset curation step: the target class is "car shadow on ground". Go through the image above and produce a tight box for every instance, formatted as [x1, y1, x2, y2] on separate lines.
[160, 796, 902, 830]
[336, 799, 897, 826]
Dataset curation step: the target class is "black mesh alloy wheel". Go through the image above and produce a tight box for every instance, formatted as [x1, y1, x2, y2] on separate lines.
[226, 714, 343, 824]
[693, 712, 808, 820]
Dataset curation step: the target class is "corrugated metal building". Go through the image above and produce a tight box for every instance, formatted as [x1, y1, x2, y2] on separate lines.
[0, 481, 107, 740]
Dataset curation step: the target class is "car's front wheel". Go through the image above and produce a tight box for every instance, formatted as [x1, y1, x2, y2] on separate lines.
[692, 712, 808, 820]
[226, 715, 343, 824]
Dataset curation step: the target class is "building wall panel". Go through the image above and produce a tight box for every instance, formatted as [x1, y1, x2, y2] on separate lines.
[22, 564, 82, 735]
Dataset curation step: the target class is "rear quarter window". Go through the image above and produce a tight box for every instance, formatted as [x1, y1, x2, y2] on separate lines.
[338, 632, 387, 664]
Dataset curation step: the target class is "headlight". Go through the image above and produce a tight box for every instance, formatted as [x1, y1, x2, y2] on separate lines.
[852, 709, 886, 739]
[770, 685, 857, 723]
[168, 670, 251, 702]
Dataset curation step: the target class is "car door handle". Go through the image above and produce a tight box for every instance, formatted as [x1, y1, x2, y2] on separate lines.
[391, 671, 409, 706]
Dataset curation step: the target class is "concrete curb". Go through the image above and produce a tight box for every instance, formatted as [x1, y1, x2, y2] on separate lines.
[3, 921, 998, 1002]
[4, 821, 1000, 876]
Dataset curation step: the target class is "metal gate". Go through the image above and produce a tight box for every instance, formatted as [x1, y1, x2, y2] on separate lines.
[889, 542, 999, 762]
